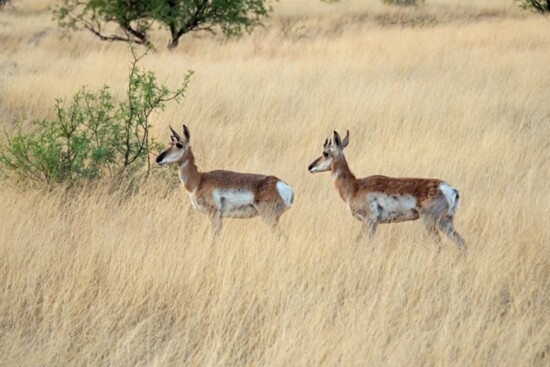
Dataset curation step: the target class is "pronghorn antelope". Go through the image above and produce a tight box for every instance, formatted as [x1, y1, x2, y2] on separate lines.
[156, 125, 294, 236]
[308, 130, 466, 253]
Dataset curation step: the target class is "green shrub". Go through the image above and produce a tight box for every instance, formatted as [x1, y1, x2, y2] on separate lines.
[516, 0, 550, 13]
[0, 48, 193, 188]
[53, 0, 273, 49]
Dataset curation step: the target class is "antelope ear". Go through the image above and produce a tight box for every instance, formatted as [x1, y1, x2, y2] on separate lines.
[333, 131, 342, 147]
[170, 125, 182, 141]
[341, 130, 350, 149]
[323, 138, 329, 148]
[183, 125, 190, 141]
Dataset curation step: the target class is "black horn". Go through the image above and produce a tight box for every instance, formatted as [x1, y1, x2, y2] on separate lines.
[334, 130, 342, 147]
[183, 125, 190, 140]
[170, 125, 182, 141]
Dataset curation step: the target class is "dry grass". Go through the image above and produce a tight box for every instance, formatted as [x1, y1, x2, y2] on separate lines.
[1, 0, 549, 366]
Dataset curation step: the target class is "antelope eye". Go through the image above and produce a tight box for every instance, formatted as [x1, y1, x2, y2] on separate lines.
[176, 143, 183, 149]
[323, 152, 328, 158]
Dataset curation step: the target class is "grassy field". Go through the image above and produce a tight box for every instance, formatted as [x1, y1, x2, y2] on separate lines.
[1, 0, 549, 365]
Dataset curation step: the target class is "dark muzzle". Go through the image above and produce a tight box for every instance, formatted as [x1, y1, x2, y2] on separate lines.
[155, 152, 166, 164]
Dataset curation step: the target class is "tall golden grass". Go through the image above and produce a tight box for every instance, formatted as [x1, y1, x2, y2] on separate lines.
[1, 0, 549, 365]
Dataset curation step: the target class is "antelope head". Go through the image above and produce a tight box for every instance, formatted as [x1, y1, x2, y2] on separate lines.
[156, 125, 191, 166]
[308, 130, 349, 173]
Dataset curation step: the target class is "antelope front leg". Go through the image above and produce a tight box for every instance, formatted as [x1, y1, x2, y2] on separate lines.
[209, 210, 223, 241]
[357, 219, 377, 244]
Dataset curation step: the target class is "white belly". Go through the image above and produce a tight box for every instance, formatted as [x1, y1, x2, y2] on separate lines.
[213, 189, 258, 218]
[367, 193, 419, 223]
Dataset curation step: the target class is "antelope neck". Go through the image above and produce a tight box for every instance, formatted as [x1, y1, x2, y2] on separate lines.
[177, 148, 201, 192]
[331, 156, 358, 202]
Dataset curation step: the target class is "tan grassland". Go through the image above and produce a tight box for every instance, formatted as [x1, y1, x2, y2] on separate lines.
[1, 0, 549, 365]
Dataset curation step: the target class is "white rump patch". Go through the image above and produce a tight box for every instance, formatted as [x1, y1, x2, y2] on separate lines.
[276, 181, 294, 209]
[439, 183, 459, 216]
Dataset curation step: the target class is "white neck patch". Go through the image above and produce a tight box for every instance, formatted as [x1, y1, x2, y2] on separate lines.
[179, 160, 189, 170]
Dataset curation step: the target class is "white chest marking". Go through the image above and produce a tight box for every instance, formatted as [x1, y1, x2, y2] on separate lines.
[188, 190, 204, 212]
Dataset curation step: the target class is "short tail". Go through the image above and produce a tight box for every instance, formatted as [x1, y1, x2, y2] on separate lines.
[439, 183, 460, 217]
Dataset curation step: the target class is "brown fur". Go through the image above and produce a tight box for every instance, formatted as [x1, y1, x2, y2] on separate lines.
[357, 176, 443, 205]
[157, 126, 293, 237]
[309, 131, 466, 253]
